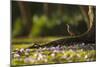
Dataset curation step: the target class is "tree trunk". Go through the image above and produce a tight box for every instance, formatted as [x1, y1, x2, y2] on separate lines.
[18, 1, 32, 37]
[41, 6, 96, 47]
[58, 4, 63, 16]
[28, 6, 96, 48]
[43, 3, 48, 16]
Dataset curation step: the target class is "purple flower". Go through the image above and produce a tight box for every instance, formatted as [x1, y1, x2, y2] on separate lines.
[24, 57, 35, 64]
[50, 47, 55, 51]
[26, 48, 30, 53]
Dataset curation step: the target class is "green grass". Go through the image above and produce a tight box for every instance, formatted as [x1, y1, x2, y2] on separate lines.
[11, 37, 96, 66]
[11, 48, 96, 66]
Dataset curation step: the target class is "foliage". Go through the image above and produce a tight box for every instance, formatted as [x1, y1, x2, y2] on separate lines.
[11, 37, 96, 66]
[11, 45, 96, 66]
[12, 1, 89, 37]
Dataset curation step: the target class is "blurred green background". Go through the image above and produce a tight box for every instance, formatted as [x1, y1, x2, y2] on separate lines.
[12, 1, 90, 38]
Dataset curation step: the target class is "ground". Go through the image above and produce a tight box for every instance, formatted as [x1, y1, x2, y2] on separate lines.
[11, 37, 96, 66]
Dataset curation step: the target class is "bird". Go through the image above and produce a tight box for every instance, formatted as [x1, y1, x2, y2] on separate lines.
[66, 24, 75, 36]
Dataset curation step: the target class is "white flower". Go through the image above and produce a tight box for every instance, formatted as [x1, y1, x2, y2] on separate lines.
[51, 53, 55, 57]
[43, 55, 47, 58]
[44, 58, 48, 63]
[37, 56, 43, 61]
[53, 50, 59, 53]
[81, 43, 85, 46]
[25, 52, 29, 56]
[61, 50, 65, 54]
[34, 53, 38, 57]
[69, 49, 74, 52]
[37, 57, 41, 61]
[15, 48, 19, 51]
[76, 54, 81, 58]
[80, 49, 83, 52]
[20, 48, 24, 53]
[38, 47, 42, 52]
[84, 55, 88, 59]
[34, 52, 44, 61]
[43, 47, 47, 50]
[61, 55, 67, 59]
[13, 53, 20, 58]
[37, 53, 43, 60]
[11, 52, 15, 55]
